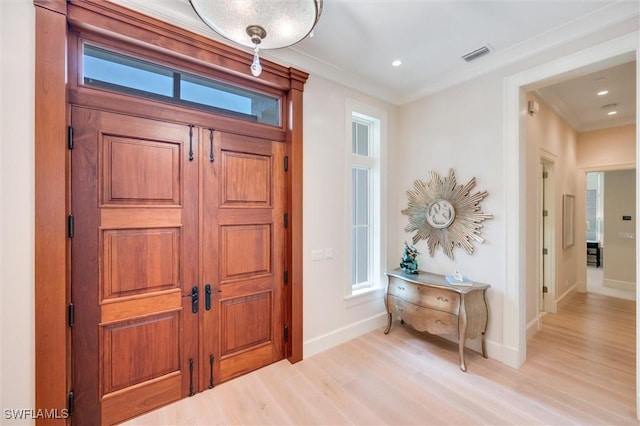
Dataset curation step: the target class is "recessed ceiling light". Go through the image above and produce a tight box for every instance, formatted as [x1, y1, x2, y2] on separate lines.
[597, 90, 609, 96]
[392, 59, 402, 67]
[602, 103, 618, 116]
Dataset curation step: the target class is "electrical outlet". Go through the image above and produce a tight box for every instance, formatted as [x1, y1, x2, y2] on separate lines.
[311, 249, 324, 261]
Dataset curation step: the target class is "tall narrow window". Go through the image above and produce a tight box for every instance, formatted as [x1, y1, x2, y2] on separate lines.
[348, 105, 385, 296]
[352, 118, 372, 290]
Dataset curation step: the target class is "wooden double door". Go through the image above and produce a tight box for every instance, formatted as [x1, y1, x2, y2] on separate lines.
[71, 107, 287, 425]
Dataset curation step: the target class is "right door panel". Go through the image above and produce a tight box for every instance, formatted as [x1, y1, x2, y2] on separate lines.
[201, 131, 286, 385]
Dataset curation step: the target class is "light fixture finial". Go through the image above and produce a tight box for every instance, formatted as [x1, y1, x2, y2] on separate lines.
[251, 45, 262, 77]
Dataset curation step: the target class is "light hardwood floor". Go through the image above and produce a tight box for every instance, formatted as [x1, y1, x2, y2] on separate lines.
[124, 292, 636, 425]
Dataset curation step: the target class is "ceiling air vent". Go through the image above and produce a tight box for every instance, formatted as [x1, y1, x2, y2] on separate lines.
[462, 46, 490, 62]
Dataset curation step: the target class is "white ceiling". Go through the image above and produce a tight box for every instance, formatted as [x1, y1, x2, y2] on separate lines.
[114, 0, 638, 131]
[535, 60, 636, 132]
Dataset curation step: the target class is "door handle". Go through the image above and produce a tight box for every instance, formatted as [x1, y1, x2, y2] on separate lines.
[205, 283, 221, 311]
[190, 286, 198, 313]
[205, 284, 211, 311]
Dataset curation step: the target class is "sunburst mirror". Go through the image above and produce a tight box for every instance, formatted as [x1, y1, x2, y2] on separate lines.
[402, 169, 492, 259]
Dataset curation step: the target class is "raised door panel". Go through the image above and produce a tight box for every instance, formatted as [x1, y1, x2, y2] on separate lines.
[101, 312, 181, 394]
[220, 224, 272, 280]
[102, 228, 180, 299]
[220, 151, 272, 206]
[71, 107, 199, 425]
[101, 137, 181, 206]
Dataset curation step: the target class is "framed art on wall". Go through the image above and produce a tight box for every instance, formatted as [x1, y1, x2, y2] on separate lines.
[563, 194, 575, 249]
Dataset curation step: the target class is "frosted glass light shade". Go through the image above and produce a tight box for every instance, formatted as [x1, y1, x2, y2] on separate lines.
[190, 0, 323, 50]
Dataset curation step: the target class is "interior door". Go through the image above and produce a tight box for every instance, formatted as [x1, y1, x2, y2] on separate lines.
[201, 130, 287, 384]
[71, 107, 199, 425]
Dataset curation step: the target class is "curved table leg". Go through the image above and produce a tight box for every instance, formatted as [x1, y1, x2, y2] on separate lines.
[481, 332, 488, 358]
[458, 340, 467, 372]
[459, 325, 467, 372]
[384, 312, 392, 334]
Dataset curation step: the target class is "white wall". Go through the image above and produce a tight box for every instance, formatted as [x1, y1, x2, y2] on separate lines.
[396, 73, 505, 354]
[603, 169, 636, 286]
[395, 29, 639, 364]
[525, 93, 580, 319]
[1, 0, 35, 417]
[578, 124, 636, 169]
[302, 75, 398, 356]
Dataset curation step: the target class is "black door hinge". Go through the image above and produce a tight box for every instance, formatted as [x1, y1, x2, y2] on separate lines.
[67, 215, 74, 238]
[284, 269, 288, 285]
[68, 303, 74, 327]
[542, 171, 548, 179]
[543, 286, 548, 293]
[208, 354, 215, 389]
[284, 156, 289, 172]
[188, 358, 195, 396]
[284, 324, 289, 342]
[284, 213, 288, 229]
[68, 126, 73, 150]
[67, 391, 74, 416]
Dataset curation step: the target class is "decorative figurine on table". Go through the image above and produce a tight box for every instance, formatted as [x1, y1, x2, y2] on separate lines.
[399, 242, 419, 274]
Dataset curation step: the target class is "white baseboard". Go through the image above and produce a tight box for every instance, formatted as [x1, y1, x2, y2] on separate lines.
[526, 315, 541, 340]
[501, 343, 525, 369]
[556, 282, 579, 310]
[303, 312, 389, 359]
[604, 278, 635, 292]
[302, 313, 508, 368]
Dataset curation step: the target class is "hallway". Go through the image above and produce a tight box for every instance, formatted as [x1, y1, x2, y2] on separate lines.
[587, 265, 636, 301]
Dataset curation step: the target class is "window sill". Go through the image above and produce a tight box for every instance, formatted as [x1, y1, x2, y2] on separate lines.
[344, 286, 384, 308]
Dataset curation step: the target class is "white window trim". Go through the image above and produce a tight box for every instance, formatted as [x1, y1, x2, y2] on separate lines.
[344, 99, 388, 306]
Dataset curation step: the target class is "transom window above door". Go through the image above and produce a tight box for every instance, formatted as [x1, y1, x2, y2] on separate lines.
[82, 44, 281, 126]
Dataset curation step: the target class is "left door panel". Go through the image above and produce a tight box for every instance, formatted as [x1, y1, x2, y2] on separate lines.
[71, 107, 199, 425]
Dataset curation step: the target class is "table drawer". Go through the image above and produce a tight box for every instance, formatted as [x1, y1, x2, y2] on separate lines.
[388, 276, 460, 314]
[388, 294, 457, 335]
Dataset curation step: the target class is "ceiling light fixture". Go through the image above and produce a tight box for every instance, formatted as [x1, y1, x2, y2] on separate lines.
[392, 59, 402, 67]
[597, 90, 609, 96]
[190, 0, 323, 77]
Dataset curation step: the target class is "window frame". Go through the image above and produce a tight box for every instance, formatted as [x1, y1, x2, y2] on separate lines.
[81, 43, 281, 126]
[345, 99, 387, 303]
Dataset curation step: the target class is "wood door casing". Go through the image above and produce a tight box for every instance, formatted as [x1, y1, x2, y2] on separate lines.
[71, 107, 199, 425]
[202, 131, 287, 384]
[35, 3, 307, 423]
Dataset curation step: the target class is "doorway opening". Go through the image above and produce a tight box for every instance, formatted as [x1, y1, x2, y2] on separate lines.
[585, 169, 636, 301]
[504, 30, 638, 417]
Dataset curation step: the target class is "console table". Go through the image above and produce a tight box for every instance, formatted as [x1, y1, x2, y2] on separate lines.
[384, 269, 490, 371]
[586, 241, 601, 267]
